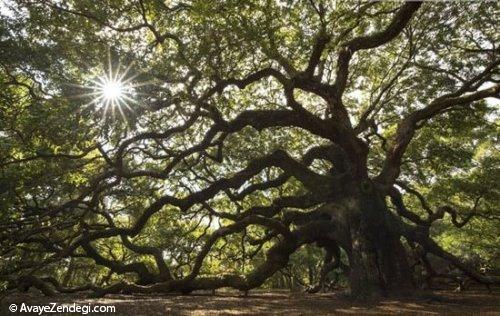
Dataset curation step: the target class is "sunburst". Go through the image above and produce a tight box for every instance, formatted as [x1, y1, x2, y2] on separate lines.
[90, 62, 137, 119]
[76, 55, 143, 120]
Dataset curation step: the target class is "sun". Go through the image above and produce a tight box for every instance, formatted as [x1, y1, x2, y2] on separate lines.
[78, 61, 141, 119]
[102, 79, 123, 100]
[75, 54, 150, 120]
[92, 70, 134, 111]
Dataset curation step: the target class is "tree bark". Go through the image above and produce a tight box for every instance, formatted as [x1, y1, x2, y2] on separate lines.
[344, 183, 414, 298]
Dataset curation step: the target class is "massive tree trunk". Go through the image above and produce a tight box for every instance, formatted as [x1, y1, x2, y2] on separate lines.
[341, 183, 414, 297]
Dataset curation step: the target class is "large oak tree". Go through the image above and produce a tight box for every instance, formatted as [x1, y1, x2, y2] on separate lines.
[1, 0, 499, 298]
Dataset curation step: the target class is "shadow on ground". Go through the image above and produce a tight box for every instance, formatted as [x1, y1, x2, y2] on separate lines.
[2, 288, 499, 315]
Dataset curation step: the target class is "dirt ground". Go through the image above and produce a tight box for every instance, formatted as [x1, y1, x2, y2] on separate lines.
[2, 288, 499, 315]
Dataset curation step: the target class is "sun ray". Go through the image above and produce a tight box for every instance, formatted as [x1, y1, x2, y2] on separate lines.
[77, 58, 146, 120]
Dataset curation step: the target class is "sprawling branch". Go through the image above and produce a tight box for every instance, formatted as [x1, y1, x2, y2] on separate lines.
[377, 84, 500, 187]
[333, 2, 422, 101]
